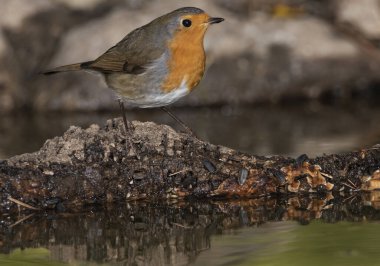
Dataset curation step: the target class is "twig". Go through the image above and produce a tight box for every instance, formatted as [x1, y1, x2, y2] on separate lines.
[8, 196, 40, 211]
[349, 194, 358, 204]
[347, 179, 358, 189]
[342, 182, 355, 190]
[343, 194, 357, 203]
[172, 222, 192, 229]
[321, 172, 333, 179]
[169, 168, 190, 177]
[9, 213, 35, 228]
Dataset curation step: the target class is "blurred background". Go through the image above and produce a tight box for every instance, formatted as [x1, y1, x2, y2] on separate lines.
[1, 2, 380, 265]
[1, 0, 380, 159]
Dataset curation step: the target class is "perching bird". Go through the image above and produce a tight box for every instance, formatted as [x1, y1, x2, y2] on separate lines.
[44, 7, 224, 135]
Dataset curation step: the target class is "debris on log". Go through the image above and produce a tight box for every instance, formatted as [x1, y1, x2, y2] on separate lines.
[0, 118, 379, 212]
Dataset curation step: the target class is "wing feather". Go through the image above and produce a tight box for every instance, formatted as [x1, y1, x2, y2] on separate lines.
[82, 25, 167, 74]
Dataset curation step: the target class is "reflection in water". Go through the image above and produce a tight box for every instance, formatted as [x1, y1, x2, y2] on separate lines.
[1, 194, 380, 265]
[0, 248, 60, 266]
[195, 221, 380, 266]
[1, 104, 380, 265]
[1, 104, 380, 159]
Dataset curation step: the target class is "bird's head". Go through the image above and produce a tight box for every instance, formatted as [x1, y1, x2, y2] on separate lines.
[154, 7, 224, 43]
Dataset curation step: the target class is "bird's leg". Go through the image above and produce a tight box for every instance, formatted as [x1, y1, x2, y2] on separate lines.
[118, 99, 130, 135]
[161, 106, 196, 136]
[118, 100, 139, 158]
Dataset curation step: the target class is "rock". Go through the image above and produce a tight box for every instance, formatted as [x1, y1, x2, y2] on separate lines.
[42, 1, 370, 109]
[336, 0, 380, 39]
[0, 0, 53, 112]
[42, 1, 226, 111]
[55, 0, 107, 10]
[0, 0, 53, 29]
[184, 16, 372, 105]
[0, 0, 125, 112]
[214, 0, 334, 19]
[1, 0, 380, 112]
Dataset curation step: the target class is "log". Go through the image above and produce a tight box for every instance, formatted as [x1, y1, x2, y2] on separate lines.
[0, 118, 379, 212]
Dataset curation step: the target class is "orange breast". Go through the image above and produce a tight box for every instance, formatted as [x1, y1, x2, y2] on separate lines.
[162, 17, 208, 93]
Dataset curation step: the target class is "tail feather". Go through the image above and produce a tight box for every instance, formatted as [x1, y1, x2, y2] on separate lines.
[43, 62, 88, 75]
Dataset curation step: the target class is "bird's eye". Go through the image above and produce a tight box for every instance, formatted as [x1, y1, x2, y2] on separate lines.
[182, 19, 192, 27]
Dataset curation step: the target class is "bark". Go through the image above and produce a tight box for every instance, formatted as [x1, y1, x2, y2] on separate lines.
[0, 118, 379, 212]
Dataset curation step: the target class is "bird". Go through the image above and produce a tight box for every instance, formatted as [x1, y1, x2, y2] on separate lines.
[44, 7, 224, 136]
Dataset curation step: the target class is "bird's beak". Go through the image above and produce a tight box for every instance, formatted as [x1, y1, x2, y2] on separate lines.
[208, 17, 224, 24]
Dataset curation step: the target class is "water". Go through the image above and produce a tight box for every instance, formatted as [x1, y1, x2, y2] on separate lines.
[196, 221, 380, 266]
[1, 104, 380, 159]
[1, 198, 380, 266]
[1, 104, 380, 265]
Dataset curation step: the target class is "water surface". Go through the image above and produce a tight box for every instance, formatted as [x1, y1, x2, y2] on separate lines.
[1, 104, 379, 159]
[1, 197, 380, 266]
[1, 104, 380, 265]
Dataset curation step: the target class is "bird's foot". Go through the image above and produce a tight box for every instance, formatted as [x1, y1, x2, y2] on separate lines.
[184, 127, 198, 139]
[119, 119, 140, 160]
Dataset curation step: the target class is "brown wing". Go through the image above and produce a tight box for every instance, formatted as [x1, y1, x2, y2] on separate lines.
[81, 26, 167, 75]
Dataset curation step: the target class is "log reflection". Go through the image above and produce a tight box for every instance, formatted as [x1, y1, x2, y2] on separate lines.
[1, 195, 380, 265]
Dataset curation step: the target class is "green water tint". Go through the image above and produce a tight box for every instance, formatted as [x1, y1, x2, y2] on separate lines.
[0, 248, 64, 266]
[195, 221, 380, 266]
[2, 220, 380, 266]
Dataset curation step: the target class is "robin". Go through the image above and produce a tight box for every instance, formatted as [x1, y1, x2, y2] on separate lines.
[44, 7, 224, 135]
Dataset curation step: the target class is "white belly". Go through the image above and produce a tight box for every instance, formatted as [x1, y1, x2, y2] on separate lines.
[122, 78, 189, 108]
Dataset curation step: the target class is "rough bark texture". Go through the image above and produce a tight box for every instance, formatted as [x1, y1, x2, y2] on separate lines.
[0, 118, 379, 212]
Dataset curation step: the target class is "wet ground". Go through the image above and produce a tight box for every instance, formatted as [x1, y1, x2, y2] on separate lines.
[1, 104, 380, 265]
